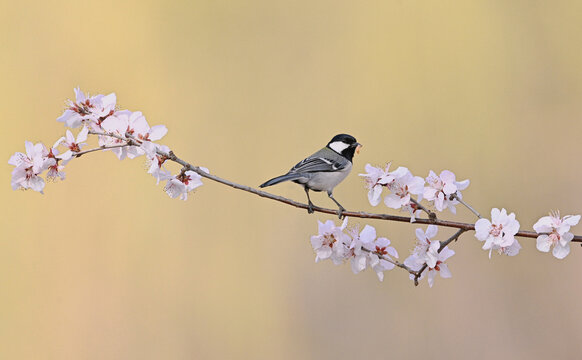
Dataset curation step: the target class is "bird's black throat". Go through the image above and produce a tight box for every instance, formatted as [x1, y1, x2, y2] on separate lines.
[340, 146, 357, 162]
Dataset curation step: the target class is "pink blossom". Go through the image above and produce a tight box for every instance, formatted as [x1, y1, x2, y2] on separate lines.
[426, 246, 454, 288]
[141, 142, 172, 184]
[8, 141, 53, 193]
[55, 127, 89, 163]
[45, 147, 66, 181]
[359, 163, 394, 206]
[57, 88, 116, 128]
[384, 167, 424, 212]
[404, 225, 439, 269]
[534, 212, 580, 259]
[475, 208, 520, 258]
[423, 170, 470, 214]
[363, 236, 398, 281]
[347, 224, 378, 274]
[404, 226, 454, 288]
[101, 110, 169, 159]
[310, 217, 350, 264]
[164, 169, 207, 200]
[99, 110, 132, 159]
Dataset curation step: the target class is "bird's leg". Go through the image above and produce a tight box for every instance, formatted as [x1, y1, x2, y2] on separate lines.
[327, 191, 346, 219]
[304, 186, 314, 214]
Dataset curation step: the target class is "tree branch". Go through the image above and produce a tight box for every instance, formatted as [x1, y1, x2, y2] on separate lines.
[451, 193, 482, 219]
[86, 130, 582, 244]
[72, 144, 131, 157]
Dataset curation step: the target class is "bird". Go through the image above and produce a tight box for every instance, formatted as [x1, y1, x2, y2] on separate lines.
[259, 134, 362, 218]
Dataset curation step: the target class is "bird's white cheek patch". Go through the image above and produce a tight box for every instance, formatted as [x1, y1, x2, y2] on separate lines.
[329, 141, 350, 154]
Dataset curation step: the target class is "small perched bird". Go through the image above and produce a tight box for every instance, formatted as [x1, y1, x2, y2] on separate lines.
[259, 134, 362, 218]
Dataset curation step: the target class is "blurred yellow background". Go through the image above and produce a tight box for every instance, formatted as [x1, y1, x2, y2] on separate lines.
[2, 1, 582, 359]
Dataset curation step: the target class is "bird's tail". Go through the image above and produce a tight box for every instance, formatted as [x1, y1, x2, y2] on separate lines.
[259, 173, 303, 188]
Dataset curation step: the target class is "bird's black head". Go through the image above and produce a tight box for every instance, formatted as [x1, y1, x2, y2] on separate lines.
[326, 134, 362, 161]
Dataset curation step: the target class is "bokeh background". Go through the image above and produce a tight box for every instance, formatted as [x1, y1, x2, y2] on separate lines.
[2, 1, 582, 359]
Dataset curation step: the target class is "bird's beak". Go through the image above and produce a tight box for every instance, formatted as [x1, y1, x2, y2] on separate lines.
[355, 143, 362, 155]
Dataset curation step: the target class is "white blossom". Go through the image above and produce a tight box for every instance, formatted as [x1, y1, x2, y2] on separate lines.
[310, 217, 350, 264]
[163, 169, 207, 200]
[347, 225, 377, 274]
[475, 208, 520, 258]
[57, 87, 116, 128]
[423, 170, 469, 214]
[55, 127, 89, 163]
[426, 246, 454, 288]
[359, 163, 394, 206]
[383, 167, 424, 222]
[534, 212, 580, 259]
[8, 141, 53, 193]
[363, 237, 398, 281]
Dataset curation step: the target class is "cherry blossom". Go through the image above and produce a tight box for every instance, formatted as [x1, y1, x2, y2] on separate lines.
[402, 225, 455, 287]
[310, 217, 350, 264]
[500, 239, 521, 257]
[113, 110, 167, 158]
[404, 225, 439, 269]
[99, 110, 133, 159]
[474, 208, 520, 258]
[141, 142, 172, 184]
[423, 170, 470, 214]
[100, 110, 169, 159]
[311, 221, 398, 281]
[57, 88, 116, 128]
[534, 212, 581, 259]
[163, 169, 207, 200]
[45, 147, 66, 181]
[347, 224, 377, 274]
[425, 246, 454, 288]
[180, 168, 207, 197]
[363, 236, 398, 281]
[55, 127, 89, 163]
[405, 204, 423, 223]
[384, 167, 424, 215]
[124, 110, 168, 143]
[359, 163, 394, 206]
[8, 141, 53, 193]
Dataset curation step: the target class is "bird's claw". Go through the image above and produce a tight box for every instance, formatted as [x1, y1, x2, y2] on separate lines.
[337, 207, 346, 219]
[307, 202, 314, 214]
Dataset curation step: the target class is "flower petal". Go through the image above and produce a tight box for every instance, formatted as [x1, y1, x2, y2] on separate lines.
[552, 243, 570, 259]
[536, 235, 551, 252]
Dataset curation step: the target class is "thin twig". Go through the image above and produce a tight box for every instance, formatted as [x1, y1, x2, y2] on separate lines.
[413, 264, 427, 286]
[360, 247, 412, 273]
[451, 193, 481, 219]
[72, 144, 131, 157]
[440, 228, 467, 250]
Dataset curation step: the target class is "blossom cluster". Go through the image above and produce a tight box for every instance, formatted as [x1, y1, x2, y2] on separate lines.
[403, 225, 454, 287]
[329, 163, 581, 286]
[310, 218, 399, 282]
[311, 219, 455, 287]
[8, 88, 206, 200]
[360, 165, 469, 221]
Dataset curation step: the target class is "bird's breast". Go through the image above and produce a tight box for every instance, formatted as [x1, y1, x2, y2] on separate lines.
[305, 163, 352, 191]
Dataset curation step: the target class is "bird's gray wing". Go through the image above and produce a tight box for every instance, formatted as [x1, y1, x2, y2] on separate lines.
[290, 148, 350, 174]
